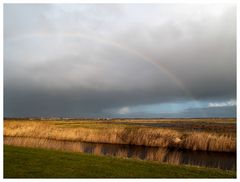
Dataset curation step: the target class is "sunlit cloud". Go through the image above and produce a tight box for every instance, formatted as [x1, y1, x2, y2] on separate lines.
[208, 99, 236, 108]
[117, 107, 130, 115]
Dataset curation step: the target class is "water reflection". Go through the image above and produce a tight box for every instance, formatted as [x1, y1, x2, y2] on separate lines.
[4, 136, 235, 170]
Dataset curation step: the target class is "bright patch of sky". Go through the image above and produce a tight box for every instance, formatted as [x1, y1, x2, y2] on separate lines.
[108, 100, 209, 115]
[109, 99, 236, 117]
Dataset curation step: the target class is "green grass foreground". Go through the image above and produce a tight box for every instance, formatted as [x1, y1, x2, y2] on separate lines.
[4, 145, 236, 178]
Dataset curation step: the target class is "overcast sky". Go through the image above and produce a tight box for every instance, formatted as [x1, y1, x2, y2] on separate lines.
[4, 4, 236, 118]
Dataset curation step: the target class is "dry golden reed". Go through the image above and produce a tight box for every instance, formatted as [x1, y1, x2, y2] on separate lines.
[4, 136, 84, 153]
[145, 148, 168, 161]
[4, 120, 236, 152]
[4, 136, 184, 166]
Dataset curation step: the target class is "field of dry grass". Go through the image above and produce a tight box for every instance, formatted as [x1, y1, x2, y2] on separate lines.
[4, 118, 236, 152]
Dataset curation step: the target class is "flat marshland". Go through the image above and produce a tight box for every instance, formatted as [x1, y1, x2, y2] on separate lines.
[4, 118, 236, 152]
[4, 118, 236, 178]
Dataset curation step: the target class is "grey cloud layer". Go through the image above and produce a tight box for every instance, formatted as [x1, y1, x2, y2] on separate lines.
[4, 4, 236, 117]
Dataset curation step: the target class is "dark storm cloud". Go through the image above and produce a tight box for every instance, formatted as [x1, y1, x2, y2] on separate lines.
[114, 5, 236, 100]
[4, 4, 236, 117]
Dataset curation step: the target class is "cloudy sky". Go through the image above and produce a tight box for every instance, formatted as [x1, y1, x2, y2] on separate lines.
[4, 4, 236, 118]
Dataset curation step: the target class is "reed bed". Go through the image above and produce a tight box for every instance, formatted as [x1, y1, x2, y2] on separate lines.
[4, 120, 236, 152]
[3, 136, 183, 166]
[4, 136, 85, 153]
[145, 148, 168, 161]
[4, 136, 236, 170]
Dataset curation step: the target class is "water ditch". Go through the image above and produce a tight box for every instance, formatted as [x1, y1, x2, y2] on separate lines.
[4, 136, 236, 170]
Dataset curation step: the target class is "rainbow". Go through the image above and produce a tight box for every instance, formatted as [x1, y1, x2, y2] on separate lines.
[8, 32, 204, 115]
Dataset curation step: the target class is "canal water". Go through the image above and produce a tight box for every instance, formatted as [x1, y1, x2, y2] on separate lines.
[4, 136, 236, 170]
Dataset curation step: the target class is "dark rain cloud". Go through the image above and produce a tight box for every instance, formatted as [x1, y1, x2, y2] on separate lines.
[4, 4, 236, 117]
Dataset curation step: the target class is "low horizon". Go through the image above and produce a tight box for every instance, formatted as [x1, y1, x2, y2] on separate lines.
[4, 116, 236, 119]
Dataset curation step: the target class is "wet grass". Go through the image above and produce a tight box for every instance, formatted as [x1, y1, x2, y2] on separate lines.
[4, 145, 236, 178]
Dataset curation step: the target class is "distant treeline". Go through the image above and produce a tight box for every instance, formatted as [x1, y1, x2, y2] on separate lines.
[3, 117, 236, 120]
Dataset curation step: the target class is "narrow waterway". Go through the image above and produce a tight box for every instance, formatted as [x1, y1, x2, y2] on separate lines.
[4, 136, 236, 170]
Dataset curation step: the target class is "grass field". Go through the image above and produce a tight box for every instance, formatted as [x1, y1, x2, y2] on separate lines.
[4, 118, 236, 152]
[4, 145, 236, 178]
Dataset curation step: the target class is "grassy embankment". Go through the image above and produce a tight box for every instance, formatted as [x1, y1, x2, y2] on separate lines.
[4, 119, 236, 152]
[4, 145, 236, 178]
